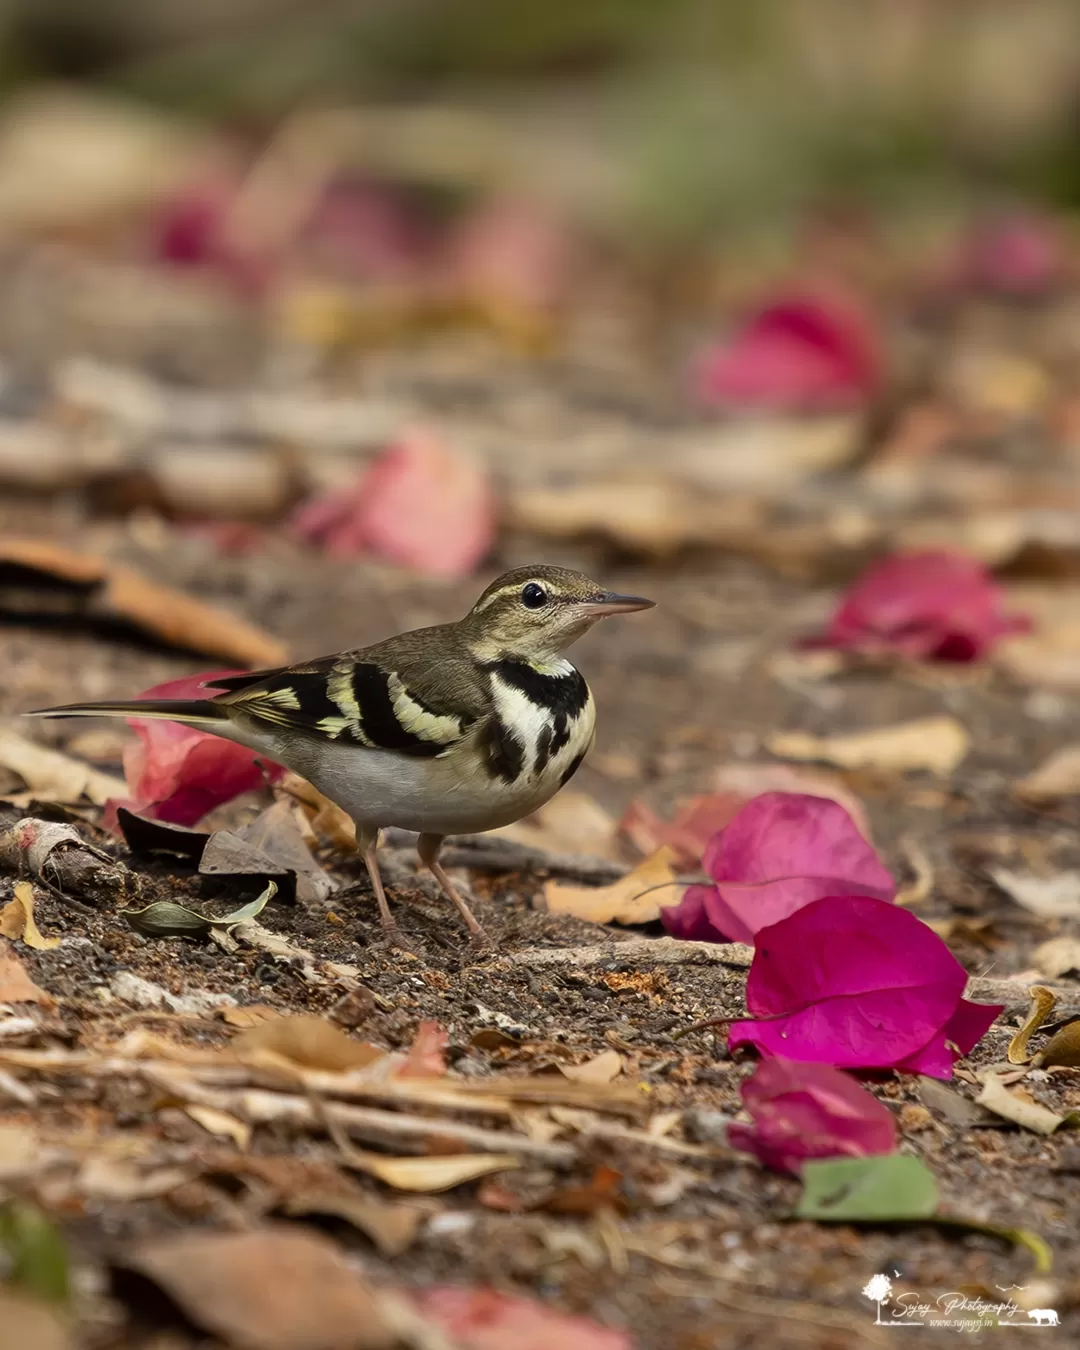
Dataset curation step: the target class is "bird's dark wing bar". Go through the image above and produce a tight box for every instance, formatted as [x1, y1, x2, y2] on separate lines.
[215, 657, 474, 755]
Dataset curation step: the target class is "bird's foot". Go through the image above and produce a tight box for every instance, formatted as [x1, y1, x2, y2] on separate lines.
[379, 921, 420, 955]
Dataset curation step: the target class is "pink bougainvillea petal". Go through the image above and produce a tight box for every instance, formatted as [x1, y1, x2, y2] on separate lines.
[398, 1020, 449, 1079]
[660, 792, 893, 944]
[808, 550, 1030, 663]
[960, 212, 1064, 298]
[728, 1055, 896, 1174]
[696, 293, 881, 410]
[442, 195, 575, 318]
[289, 429, 495, 578]
[893, 999, 1003, 1076]
[620, 792, 746, 866]
[411, 1286, 631, 1350]
[122, 671, 282, 827]
[728, 895, 1002, 1078]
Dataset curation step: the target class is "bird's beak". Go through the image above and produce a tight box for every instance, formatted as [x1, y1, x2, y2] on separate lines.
[583, 591, 656, 616]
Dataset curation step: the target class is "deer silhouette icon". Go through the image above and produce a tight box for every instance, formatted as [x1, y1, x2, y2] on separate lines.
[1028, 1310, 1059, 1326]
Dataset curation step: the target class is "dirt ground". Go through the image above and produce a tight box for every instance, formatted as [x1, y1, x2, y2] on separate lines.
[4, 470, 1080, 1349]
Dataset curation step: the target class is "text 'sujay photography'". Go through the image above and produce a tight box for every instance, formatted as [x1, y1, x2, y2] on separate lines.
[3, 3, 1080, 1347]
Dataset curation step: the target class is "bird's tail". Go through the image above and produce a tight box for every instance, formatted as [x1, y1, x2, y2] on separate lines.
[27, 699, 229, 724]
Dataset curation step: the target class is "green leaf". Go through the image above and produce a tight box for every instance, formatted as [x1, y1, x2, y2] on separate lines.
[0, 1201, 70, 1305]
[121, 881, 276, 938]
[796, 1155, 939, 1223]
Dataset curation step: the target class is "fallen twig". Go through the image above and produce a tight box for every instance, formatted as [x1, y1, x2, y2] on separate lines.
[506, 937, 754, 969]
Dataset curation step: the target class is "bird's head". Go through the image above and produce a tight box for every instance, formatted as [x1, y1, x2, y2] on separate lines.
[461, 565, 654, 664]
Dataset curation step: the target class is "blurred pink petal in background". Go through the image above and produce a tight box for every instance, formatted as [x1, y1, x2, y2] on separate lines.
[289, 429, 496, 577]
[695, 293, 881, 410]
[809, 550, 1030, 662]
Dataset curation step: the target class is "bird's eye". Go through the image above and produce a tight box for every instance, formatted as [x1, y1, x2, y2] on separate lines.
[521, 582, 548, 609]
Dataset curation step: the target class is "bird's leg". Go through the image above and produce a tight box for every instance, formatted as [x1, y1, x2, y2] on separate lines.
[416, 833, 489, 944]
[356, 825, 412, 950]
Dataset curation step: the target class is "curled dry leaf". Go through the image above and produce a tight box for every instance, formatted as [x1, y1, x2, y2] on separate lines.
[122, 881, 275, 939]
[219, 1004, 282, 1030]
[231, 1015, 385, 1073]
[0, 883, 58, 950]
[111, 1226, 396, 1350]
[544, 847, 683, 926]
[345, 1152, 520, 1194]
[767, 716, 970, 777]
[0, 941, 54, 1006]
[0, 727, 126, 806]
[0, 818, 128, 904]
[559, 1050, 623, 1086]
[1008, 987, 1058, 1064]
[975, 1073, 1066, 1135]
[0, 538, 286, 666]
[184, 1105, 252, 1150]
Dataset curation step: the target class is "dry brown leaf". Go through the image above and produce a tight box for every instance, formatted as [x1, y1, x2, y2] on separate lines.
[544, 847, 683, 926]
[219, 1004, 283, 1030]
[0, 1288, 72, 1350]
[281, 1192, 425, 1257]
[990, 867, 1080, 918]
[231, 1016, 385, 1073]
[975, 1072, 1065, 1135]
[344, 1151, 520, 1193]
[493, 791, 619, 858]
[0, 728, 126, 806]
[280, 773, 357, 851]
[767, 716, 970, 776]
[185, 1105, 253, 1150]
[1034, 1022, 1080, 1069]
[0, 939, 54, 1006]
[1015, 745, 1080, 803]
[0, 538, 286, 667]
[1032, 936, 1080, 978]
[0, 1122, 37, 1180]
[0, 882, 59, 950]
[1008, 987, 1057, 1065]
[79, 1157, 195, 1200]
[559, 1050, 624, 1085]
[111, 1226, 396, 1350]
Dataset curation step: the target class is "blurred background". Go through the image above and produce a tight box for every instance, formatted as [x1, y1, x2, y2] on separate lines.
[2, 0, 1080, 644]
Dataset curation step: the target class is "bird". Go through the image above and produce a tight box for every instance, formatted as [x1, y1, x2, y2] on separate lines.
[29, 565, 653, 946]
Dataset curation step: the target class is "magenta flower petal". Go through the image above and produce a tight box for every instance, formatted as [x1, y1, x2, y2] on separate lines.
[661, 792, 894, 944]
[728, 896, 1001, 1077]
[809, 550, 1030, 663]
[695, 293, 881, 411]
[728, 1055, 896, 1174]
[123, 671, 282, 827]
[659, 884, 718, 941]
[893, 998, 1003, 1075]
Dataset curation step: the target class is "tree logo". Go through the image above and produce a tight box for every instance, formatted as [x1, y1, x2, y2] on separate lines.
[862, 1274, 894, 1325]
